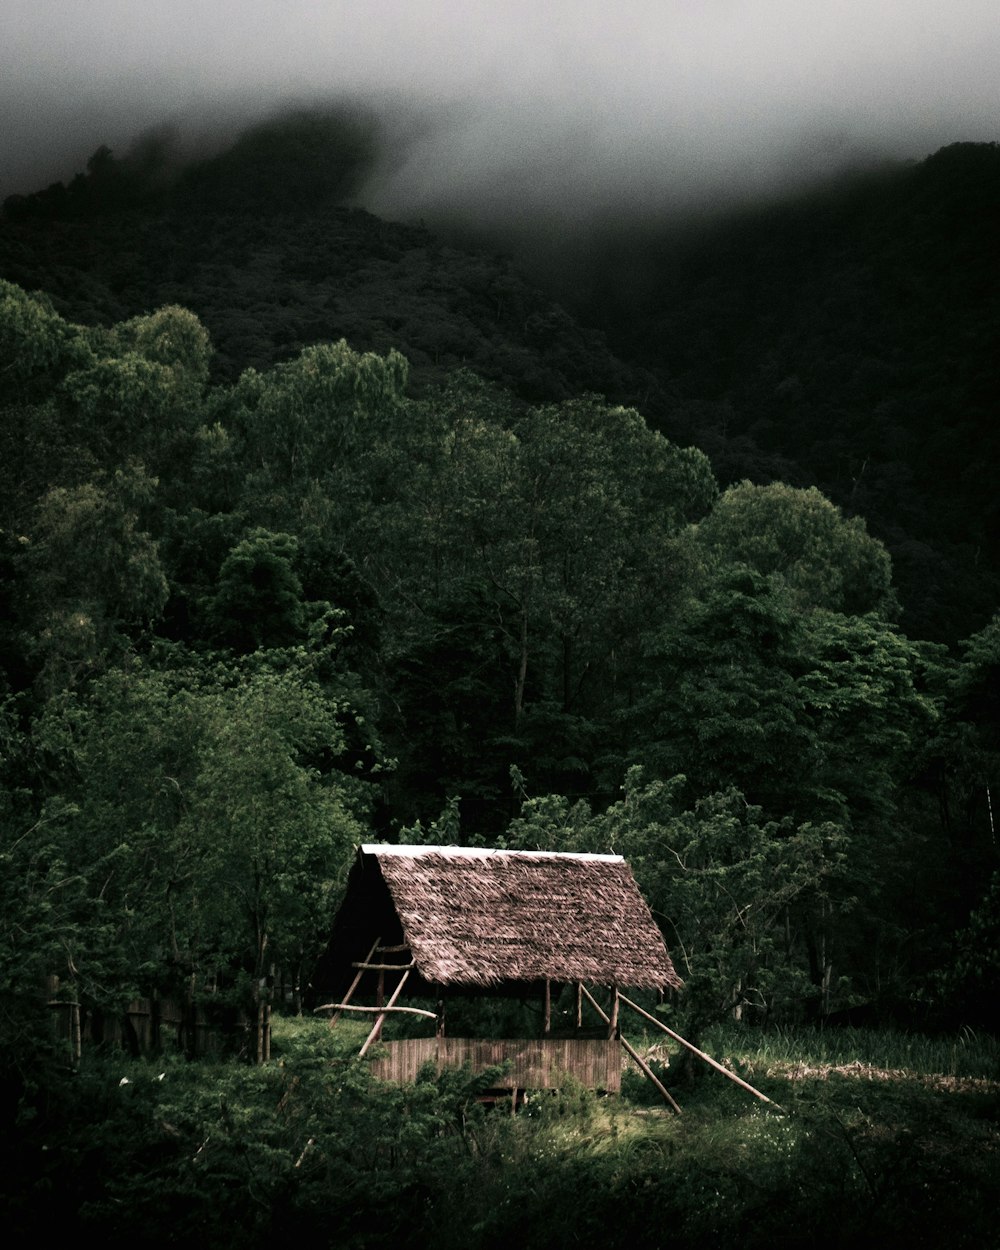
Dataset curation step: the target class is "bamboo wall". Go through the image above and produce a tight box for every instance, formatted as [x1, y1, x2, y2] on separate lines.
[370, 1036, 621, 1092]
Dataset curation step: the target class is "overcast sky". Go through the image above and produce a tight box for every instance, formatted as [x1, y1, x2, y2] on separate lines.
[2, 0, 998, 224]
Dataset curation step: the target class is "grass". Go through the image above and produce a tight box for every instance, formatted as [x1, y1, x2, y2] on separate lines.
[699, 1020, 1000, 1082]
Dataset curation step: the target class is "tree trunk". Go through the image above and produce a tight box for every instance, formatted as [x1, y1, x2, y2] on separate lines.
[514, 604, 528, 729]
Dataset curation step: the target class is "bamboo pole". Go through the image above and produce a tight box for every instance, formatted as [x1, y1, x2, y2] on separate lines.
[352, 961, 416, 972]
[579, 984, 681, 1114]
[619, 1036, 682, 1114]
[330, 936, 380, 1028]
[72, 1000, 81, 1065]
[359, 968, 412, 1057]
[618, 994, 784, 1111]
[314, 1003, 437, 1020]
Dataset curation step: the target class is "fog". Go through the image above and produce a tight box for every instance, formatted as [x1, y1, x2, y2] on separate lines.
[3, 0, 998, 241]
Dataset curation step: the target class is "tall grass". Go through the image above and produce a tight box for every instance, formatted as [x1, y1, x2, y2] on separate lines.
[699, 1021, 1000, 1080]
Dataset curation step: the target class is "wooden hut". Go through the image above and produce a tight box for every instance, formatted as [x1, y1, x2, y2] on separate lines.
[312, 844, 684, 1103]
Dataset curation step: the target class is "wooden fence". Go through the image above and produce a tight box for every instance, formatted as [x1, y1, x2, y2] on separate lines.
[369, 1036, 621, 1092]
[47, 980, 248, 1058]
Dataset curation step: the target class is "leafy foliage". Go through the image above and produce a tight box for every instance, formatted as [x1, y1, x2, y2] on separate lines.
[694, 480, 897, 616]
[30, 640, 374, 1030]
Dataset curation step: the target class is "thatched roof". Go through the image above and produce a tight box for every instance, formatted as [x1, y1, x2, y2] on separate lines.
[323, 844, 681, 992]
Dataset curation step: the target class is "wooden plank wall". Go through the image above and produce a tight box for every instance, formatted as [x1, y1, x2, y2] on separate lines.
[370, 1037, 621, 1092]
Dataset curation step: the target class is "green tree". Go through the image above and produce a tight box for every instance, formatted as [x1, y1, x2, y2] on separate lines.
[0, 698, 84, 1094]
[61, 342, 208, 473]
[356, 378, 716, 815]
[918, 613, 1000, 922]
[628, 566, 936, 1015]
[112, 304, 212, 389]
[693, 481, 897, 616]
[610, 772, 843, 1031]
[209, 528, 306, 652]
[631, 567, 930, 827]
[503, 767, 844, 1031]
[0, 280, 94, 400]
[233, 339, 408, 514]
[32, 642, 375, 1055]
[23, 462, 168, 692]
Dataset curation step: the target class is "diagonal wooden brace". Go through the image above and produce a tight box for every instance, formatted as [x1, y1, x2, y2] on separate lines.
[359, 968, 412, 1057]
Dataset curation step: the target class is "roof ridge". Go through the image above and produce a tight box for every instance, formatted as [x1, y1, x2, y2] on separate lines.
[361, 843, 624, 863]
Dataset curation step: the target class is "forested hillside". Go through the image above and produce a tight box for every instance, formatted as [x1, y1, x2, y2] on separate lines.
[4, 125, 997, 640]
[1, 120, 998, 1138]
[573, 141, 1000, 643]
[0, 114, 652, 404]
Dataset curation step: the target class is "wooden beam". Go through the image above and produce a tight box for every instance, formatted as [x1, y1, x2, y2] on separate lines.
[314, 1003, 437, 1020]
[579, 983, 608, 1024]
[619, 1035, 683, 1115]
[359, 968, 412, 1057]
[618, 994, 785, 1111]
[330, 936, 380, 1028]
[351, 961, 416, 972]
[579, 984, 681, 1114]
[376, 943, 410, 954]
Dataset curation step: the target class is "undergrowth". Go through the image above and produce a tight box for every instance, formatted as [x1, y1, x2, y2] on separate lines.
[1, 1016, 996, 1248]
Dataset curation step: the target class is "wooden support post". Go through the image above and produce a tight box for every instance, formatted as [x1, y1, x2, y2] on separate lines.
[544, 978, 552, 1035]
[436, 996, 446, 1038]
[359, 968, 412, 1057]
[579, 984, 681, 1114]
[330, 936, 380, 1028]
[608, 986, 620, 1039]
[618, 994, 784, 1112]
[575, 982, 582, 1030]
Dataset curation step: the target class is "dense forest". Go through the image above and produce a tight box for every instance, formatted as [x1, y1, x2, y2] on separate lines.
[0, 116, 997, 1243]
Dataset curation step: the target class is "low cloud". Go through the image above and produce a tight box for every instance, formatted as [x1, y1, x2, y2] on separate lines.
[3, 1, 997, 241]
